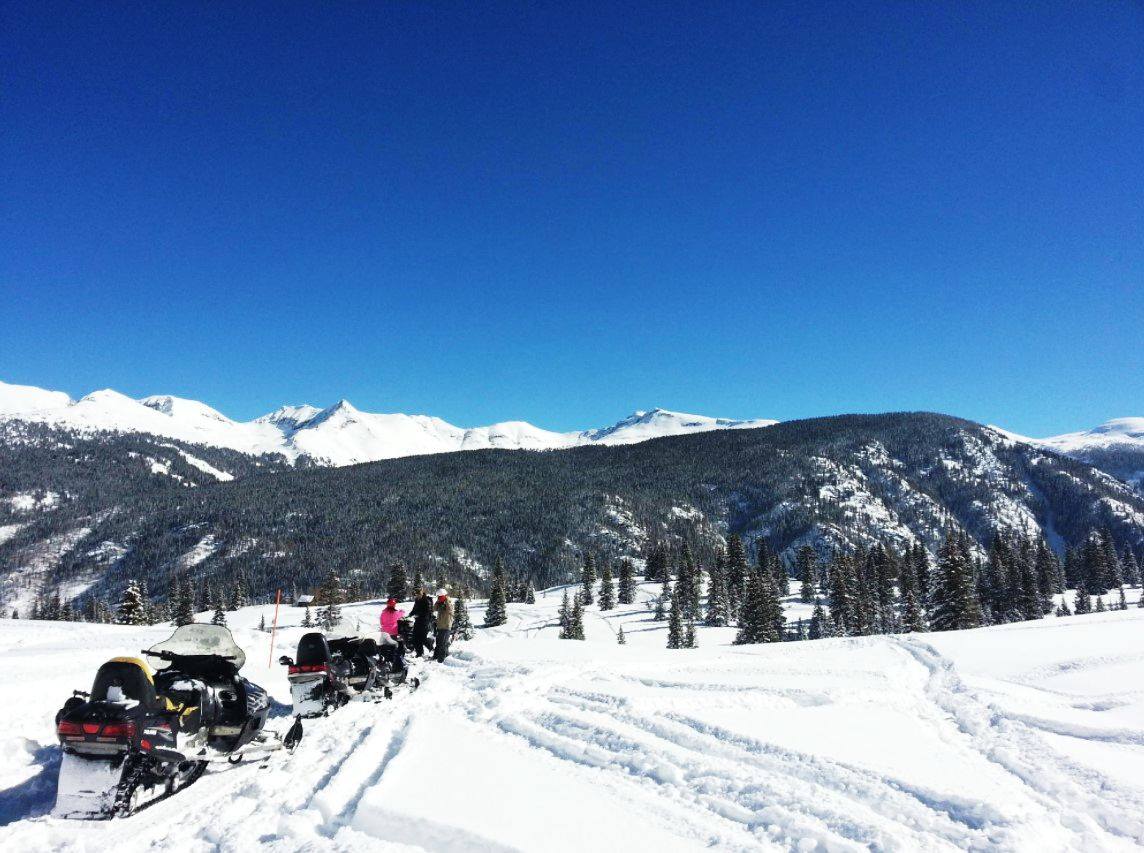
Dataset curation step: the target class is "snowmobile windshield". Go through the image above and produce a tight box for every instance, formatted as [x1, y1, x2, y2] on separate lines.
[326, 614, 372, 641]
[144, 624, 247, 670]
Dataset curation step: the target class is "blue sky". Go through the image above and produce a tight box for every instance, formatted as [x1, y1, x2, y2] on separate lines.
[2, 2, 1141, 435]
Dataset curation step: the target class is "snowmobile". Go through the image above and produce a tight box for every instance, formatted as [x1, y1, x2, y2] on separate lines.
[281, 628, 420, 717]
[280, 631, 362, 718]
[53, 623, 294, 819]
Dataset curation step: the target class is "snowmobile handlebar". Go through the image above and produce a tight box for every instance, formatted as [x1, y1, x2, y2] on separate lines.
[143, 649, 238, 661]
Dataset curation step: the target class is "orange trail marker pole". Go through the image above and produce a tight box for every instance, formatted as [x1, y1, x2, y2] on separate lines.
[268, 589, 282, 667]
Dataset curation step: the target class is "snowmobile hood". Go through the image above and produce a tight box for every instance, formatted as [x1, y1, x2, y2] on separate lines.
[145, 623, 247, 670]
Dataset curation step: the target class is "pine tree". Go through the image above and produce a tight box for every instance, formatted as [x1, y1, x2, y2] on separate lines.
[1073, 579, 1092, 614]
[172, 574, 196, 626]
[302, 605, 314, 628]
[1117, 586, 1128, 611]
[453, 595, 474, 640]
[617, 559, 636, 605]
[258, 614, 266, 631]
[645, 544, 668, 583]
[901, 585, 926, 633]
[828, 553, 857, 635]
[117, 580, 147, 626]
[558, 590, 571, 638]
[581, 554, 596, 606]
[318, 569, 343, 629]
[484, 559, 508, 627]
[796, 546, 818, 603]
[808, 600, 832, 640]
[735, 570, 783, 644]
[667, 585, 684, 649]
[725, 534, 748, 609]
[616, 625, 626, 645]
[211, 605, 227, 626]
[1094, 595, 1106, 613]
[652, 593, 668, 621]
[869, 545, 897, 633]
[524, 585, 536, 604]
[704, 549, 731, 627]
[386, 563, 409, 601]
[678, 542, 701, 620]
[598, 560, 616, 611]
[138, 580, 154, 623]
[684, 620, 697, 649]
[1098, 529, 1122, 591]
[930, 532, 983, 632]
[568, 594, 585, 640]
[1122, 549, 1141, 587]
[232, 574, 249, 610]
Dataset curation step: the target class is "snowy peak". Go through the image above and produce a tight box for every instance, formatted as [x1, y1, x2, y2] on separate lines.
[584, 407, 778, 445]
[0, 378, 776, 467]
[1042, 417, 1144, 448]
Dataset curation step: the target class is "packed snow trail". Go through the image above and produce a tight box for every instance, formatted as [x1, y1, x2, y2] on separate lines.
[1, 587, 1143, 851]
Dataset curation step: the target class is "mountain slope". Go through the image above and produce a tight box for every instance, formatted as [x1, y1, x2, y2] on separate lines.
[3, 412, 1142, 607]
[1037, 418, 1144, 493]
[0, 380, 774, 466]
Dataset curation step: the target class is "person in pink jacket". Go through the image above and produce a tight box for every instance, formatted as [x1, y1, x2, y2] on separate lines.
[380, 598, 405, 638]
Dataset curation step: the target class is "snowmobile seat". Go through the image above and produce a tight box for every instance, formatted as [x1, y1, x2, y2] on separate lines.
[357, 638, 379, 657]
[91, 657, 162, 710]
[296, 632, 333, 667]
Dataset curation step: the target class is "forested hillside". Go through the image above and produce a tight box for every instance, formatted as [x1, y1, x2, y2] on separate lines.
[2, 412, 1143, 611]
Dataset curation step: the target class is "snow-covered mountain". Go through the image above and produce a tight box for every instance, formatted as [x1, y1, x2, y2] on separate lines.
[1034, 418, 1144, 492]
[0, 380, 776, 467]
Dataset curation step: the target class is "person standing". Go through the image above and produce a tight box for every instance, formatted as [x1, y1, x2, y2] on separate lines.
[409, 588, 433, 658]
[433, 589, 454, 662]
[380, 598, 405, 638]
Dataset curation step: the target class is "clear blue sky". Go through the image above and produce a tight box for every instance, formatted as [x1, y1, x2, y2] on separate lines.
[2, 2, 1141, 435]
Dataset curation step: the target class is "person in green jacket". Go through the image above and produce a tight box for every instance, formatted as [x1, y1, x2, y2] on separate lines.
[433, 589, 453, 662]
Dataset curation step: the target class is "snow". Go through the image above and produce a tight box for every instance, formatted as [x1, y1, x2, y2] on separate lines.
[0, 380, 776, 469]
[1039, 418, 1144, 452]
[1, 582, 1143, 851]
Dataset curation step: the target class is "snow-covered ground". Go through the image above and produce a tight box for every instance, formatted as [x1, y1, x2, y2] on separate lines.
[1, 584, 1143, 851]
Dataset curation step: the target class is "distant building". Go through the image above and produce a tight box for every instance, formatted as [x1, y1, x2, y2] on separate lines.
[294, 594, 315, 607]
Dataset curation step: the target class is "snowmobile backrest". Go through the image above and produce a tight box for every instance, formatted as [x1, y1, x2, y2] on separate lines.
[296, 632, 333, 667]
[91, 657, 159, 708]
[357, 638, 379, 657]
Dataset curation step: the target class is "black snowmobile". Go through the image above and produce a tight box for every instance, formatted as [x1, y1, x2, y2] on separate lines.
[280, 632, 362, 718]
[282, 627, 420, 718]
[53, 623, 295, 819]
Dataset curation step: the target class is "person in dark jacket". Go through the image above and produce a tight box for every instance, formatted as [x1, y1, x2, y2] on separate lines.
[408, 588, 433, 658]
[433, 589, 454, 663]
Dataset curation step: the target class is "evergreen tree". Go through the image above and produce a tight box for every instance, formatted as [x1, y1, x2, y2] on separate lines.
[172, 574, 196, 626]
[667, 585, 684, 649]
[412, 568, 425, 595]
[211, 605, 227, 626]
[652, 592, 668, 621]
[138, 580, 154, 623]
[1098, 529, 1122, 591]
[484, 559, 508, 627]
[558, 590, 571, 638]
[796, 546, 818, 603]
[117, 580, 147, 626]
[674, 543, 699, 620]
[901, 585, 926, 633]
[318, 569, 343, 629]
[616, 625, 626, 645]
[302, 605, 314, 628]
[1117, 585, 1128, 611]
[869, 544, 897, 633]
[735, 569, 783, 644]
[725, 534, 748, 609]
[524, 585, 536, 604]
[704, 549, 731, 627]
[1094, 595, 1106, 613]
[232, 574, 249, 610]
[617, 559, 636, 604]
[258, 613, 266, 632]
[1073, 579, 1092, 615]
[930, 532, 983, 632]
[581, 553, 596, 605]
[567, 594, 585, 640]
[598, 560, 616, 611]
[453, 595, 474, 640]
[386, 562, 409, 601]
[809, 599, 836, 640]
[1138, 589, 1144, 609]
[1122, 549, 1141, 587]
[828, 553, 858, 635]
[644, 544, 668, 582]
[684, 620, 697, 649]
